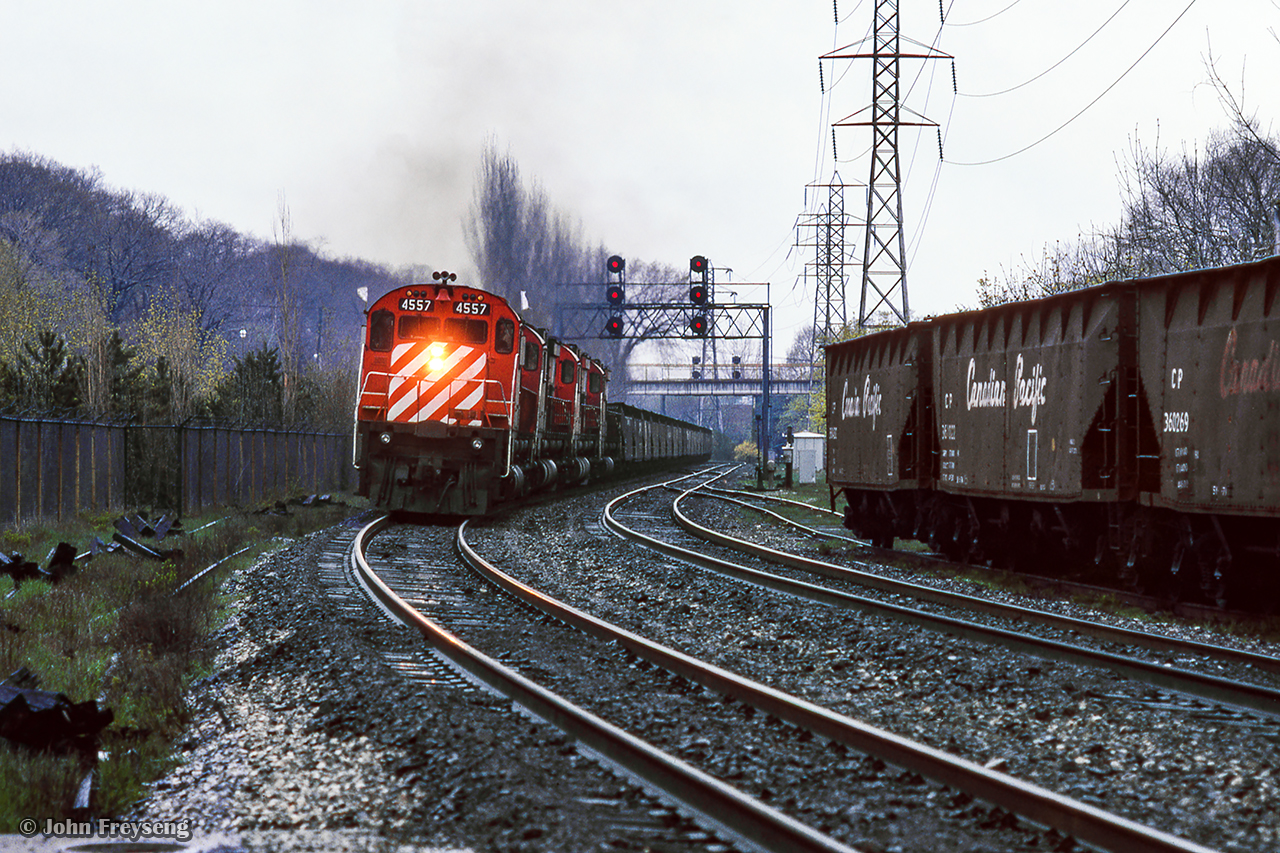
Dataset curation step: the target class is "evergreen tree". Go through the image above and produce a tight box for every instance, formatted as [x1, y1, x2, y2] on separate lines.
[211, 344, 283, 424]
[0, 330, 81, 412]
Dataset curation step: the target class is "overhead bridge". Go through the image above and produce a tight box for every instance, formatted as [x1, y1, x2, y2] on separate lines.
[627, 378, 813, 396]
[625, 363, 816, 397]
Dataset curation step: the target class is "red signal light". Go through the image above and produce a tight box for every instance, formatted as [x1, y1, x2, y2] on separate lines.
[689, 285, 707, 305]
[607, 285, 625, 306]
[607, 255, 625, 275]
[690, 255, 708, 275]
[605, 316, 624, 338]
[689, 314, 708, 336]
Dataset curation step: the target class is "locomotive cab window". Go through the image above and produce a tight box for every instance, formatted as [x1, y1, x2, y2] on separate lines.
[560, 360, 575, 385]
[522, 339, 541, 372]
[398, 315, 440, 340]
[369, 309, 395, 352]
[588, 372, 604, 395]
[443, 318, 488, 344]
[495, 318, 515, 354]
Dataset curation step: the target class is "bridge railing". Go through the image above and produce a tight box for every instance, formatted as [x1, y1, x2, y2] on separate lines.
[626, 362, 820, 382]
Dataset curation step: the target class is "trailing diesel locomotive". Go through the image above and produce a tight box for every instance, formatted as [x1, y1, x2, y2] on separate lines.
[827, 256, 1280, 607]
[354, 274, 713, 515]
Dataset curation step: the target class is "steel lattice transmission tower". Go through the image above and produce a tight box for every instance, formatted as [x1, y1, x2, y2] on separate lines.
[824, 0, 948, 327]
[796, 175, 859, 362]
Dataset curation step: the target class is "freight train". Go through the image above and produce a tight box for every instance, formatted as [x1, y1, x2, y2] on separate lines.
[353, 273, 713, 516]
[827, 256, 1280, 607]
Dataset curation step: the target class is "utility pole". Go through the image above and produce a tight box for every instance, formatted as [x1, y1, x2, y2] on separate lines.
[824, 0, 948, 327]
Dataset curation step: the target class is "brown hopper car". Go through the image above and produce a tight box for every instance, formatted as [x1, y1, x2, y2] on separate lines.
[827, 257, 1280, 606]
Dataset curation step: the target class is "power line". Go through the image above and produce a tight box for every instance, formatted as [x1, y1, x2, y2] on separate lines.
[946, 0, 1200, 167]
[959, 0, 1136, 99]
[944, 0, 1029, 27]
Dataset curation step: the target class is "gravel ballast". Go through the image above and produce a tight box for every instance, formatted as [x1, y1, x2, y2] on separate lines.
[118, 473, 1280, 852]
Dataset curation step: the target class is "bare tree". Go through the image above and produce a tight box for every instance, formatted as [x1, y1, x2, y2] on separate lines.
[273, 195, 303, 420]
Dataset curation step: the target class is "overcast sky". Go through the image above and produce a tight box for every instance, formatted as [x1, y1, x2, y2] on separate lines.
[3, 0, 1277, 351]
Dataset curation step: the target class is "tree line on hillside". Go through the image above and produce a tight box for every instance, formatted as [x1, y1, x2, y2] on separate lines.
[0, 152, 405, 425]
[1, 142, 718, 429]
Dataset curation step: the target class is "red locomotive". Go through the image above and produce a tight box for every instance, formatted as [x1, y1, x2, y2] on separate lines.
[354, 272, 712, 515]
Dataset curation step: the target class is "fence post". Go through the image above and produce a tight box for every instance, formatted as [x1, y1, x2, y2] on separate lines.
[13, 419, 21, 525]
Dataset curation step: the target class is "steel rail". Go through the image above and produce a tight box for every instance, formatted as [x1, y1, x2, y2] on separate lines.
[680, 488, 1280, 676]
[704, 485, 845, 519]
[608, 478, 1280, 723]
[714, 483, 1247, 625]
[351, 514, 857, 853]
[455, 477, 1225, 853]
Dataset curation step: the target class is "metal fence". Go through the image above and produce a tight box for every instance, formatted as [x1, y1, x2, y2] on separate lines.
[0, 415, 352, 526]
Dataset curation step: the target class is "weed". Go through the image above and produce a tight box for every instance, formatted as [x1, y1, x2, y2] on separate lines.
[1, 530, 34, 552]
[0, 498, 356, 824]
[0, 744, 84, 828]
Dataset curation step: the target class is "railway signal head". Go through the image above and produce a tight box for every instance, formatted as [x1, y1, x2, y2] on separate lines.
[689, 313, 708, 336]
[689, 283, 708, 305]
[690, 255, 708, 278]
[606, 283, 625, 306]
[605, 315, 624, 338]
[607, 255, 625, 277]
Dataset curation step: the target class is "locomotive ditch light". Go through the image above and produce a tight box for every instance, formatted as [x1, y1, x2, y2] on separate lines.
[605, 316, 624, 338]
[689, 314, 708, 336]
[471, 437, 485, 452]
[379, 432, 392, 445]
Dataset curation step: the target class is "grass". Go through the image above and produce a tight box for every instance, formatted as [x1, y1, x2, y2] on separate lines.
[0, 496, 364, 827]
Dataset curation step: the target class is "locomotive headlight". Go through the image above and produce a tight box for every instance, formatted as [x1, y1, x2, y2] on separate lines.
[470, 437, 484, 452]
[428, 342, 446, 373]
[379, 432, 392, 445]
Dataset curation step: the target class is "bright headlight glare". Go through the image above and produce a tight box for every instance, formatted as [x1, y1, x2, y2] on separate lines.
[379, 432, 392, 445]
[471, 438, 484, 451]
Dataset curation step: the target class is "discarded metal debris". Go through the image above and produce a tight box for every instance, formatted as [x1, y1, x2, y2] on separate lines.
[111, 530, 183, 562]
[44, 542, 78, 583]
[0, 668, 114, 754]
[2, 500, 341, 594]
[254, 494, 342, 516]
[1, 551, 48, 589]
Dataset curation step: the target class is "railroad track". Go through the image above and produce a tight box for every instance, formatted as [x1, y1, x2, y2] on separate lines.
[702, 482, 1254, 624]
[348, 468, 1236, 853]
[598, 468, 1280, 852]
[647, 472, 1280, 719]
[352, 511, 858, 853]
